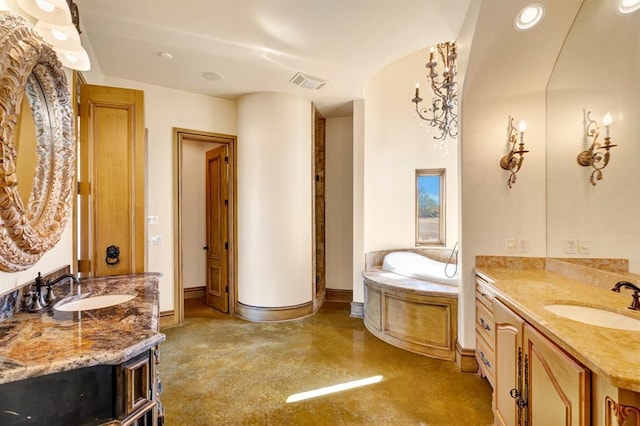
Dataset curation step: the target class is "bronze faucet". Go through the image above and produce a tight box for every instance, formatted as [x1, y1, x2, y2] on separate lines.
[28, 272, 79, 312]
[611, 281, 640, 311]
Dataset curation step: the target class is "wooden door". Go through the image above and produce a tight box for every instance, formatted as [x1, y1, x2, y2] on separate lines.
[79, 84, 146, 276]
[494, 298, 525, 426]
[524, 324, 590, 426]
[205, 146, 228, 312]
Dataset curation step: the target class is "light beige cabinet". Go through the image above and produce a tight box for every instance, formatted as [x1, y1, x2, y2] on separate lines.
[475, 275, 496, 387]
[493, 298, 591, 426]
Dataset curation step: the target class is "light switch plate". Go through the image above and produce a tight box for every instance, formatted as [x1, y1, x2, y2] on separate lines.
[505, 239, 517, 253]
[563, 239, 577, 254]
[578, 239, 591, 255]
[147, 215, 159, 225]
[148, 235, 163, 245]
[518, 239, 529, 253]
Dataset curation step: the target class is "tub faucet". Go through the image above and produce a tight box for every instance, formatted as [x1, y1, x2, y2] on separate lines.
[611, 281, 640, 311]
[28, 272, 79, 312]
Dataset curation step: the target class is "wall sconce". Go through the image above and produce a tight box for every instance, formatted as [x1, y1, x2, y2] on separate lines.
[500, 116, 528, 188]
[411, 41, 458, 142]
[577, 110, 616, 186]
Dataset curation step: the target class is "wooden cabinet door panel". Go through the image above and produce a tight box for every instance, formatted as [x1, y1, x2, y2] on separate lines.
[79, 84, 146, 276]
[494, 298, 524, 426]
[524, 323, 590, 426]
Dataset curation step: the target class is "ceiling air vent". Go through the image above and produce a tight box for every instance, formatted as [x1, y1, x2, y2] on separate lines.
[290, 72, 327, 90]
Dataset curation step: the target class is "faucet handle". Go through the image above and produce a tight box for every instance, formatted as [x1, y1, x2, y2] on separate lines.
[630, 291, 640, 311]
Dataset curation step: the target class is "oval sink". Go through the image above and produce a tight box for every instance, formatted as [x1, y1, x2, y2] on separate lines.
[54, 294, 136, 312]
[544, 304, 640, 331]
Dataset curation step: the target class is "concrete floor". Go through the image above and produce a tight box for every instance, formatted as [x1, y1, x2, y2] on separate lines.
[160, 300, 493, 425]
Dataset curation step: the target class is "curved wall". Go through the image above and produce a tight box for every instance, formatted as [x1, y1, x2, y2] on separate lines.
[363, 48, 460, 254]
[237, 92, 312, 308]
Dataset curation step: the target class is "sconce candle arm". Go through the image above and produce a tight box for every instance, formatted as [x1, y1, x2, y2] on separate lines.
[500, 116, 529, 188]
[577, 110, 617, 186]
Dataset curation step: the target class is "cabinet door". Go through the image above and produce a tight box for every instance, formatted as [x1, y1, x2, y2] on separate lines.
[79, 84, 146, 276]
[494, 298, 525, 426]
[524, 324, 591, 426]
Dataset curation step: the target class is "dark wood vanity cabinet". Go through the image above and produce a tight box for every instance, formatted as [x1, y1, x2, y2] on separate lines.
[114, 347, 161, 426]
[0, 347, 162, 426]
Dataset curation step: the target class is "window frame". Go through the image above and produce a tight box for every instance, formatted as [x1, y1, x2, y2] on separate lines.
[415, 168, 446, 246]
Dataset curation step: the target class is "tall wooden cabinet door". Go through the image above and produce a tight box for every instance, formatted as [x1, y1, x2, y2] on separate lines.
[524, 324, 590, 426]
[494, 298, 525, 426]
[79, 84, 146, 276]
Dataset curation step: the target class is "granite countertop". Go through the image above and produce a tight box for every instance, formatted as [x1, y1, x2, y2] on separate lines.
[476, 267, 640, 393]
[0, 273, 165, 385]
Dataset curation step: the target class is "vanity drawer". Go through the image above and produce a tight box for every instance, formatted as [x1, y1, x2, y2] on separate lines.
[475, 333, 495, 388]
[475, 301, 495, 345]
[475, 277, 494, 310]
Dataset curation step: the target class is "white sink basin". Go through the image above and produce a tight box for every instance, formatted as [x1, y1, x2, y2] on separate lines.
[54, 294, 136, 312]
[544, 304, 640, 331]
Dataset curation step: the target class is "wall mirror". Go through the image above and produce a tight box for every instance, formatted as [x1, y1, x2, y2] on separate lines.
[0, 13, 75, 271]
[415, 168, 445, 246]
[546, 0, 640, 272]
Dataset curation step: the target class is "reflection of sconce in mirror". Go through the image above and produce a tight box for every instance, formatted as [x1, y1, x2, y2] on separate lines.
[577, 110, 616, 186]
[500, 116, 528, 188]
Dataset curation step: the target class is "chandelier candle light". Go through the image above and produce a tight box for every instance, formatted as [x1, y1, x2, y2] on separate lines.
[500, 116, 529, 188]
[412, 41, 458, 141]
[577, 110, 616, 186]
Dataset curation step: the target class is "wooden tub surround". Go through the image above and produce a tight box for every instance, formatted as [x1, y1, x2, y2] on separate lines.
[0, 273, 165, 425]
[362, 249, 458, 361]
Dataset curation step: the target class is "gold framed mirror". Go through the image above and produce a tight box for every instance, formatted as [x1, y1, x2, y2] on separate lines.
[0, 13, 75, 271]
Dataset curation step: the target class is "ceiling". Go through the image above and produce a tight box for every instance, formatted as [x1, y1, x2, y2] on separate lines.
[75, 0, 471, 117]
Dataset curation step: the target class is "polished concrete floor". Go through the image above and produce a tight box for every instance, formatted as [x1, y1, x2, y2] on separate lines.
[160, 299, 494, 425]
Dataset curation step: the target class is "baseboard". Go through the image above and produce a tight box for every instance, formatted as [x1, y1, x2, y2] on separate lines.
[456, 341, 478, 373]
[236, 301, 313, 322]
[159, 310, 178, 329]
[350, 301, 364, 318]
[326, 289, 352, 303]
[184, 286, 205, 299]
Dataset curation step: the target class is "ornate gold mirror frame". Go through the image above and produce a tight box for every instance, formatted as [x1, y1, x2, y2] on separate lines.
[0, 13, 75, 271]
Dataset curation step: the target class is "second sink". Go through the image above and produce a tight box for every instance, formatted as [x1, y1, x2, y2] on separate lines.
[544, 304, 640, 331]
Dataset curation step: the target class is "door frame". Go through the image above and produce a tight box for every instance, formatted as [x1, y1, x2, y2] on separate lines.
[173, 128, 237, 325]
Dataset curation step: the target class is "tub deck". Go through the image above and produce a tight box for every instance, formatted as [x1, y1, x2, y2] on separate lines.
[363, 267, 458, 361]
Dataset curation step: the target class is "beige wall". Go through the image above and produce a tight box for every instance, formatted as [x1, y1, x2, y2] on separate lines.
[182, 140, 222, 289]
[102, 76, 237, 311]
[363, 48, 460, 252]
[457, 0, 582, 348]
[237, 92, 313, 308]
[352, 100, 366, 304]
[325, 116, 354, 291]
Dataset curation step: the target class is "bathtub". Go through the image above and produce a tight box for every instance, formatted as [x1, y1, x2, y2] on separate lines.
[362, 249, 459, 361]
[382, 251, 459, 286]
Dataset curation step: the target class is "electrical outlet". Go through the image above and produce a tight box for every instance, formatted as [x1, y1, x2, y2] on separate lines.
[505, 239, 517, 253]
[148, 235, 163, 245]
[147, 215, 159, 225]
[578, 239, 591, 255]
[518, 239, 529, 253]
[563, 239, 577, 254]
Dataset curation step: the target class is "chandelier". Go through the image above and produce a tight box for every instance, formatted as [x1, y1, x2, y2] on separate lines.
[411, 41, 458, 141]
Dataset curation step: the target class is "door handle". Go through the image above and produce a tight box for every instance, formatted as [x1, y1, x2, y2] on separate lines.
[203, 245, 209, 250]
[105, 245, 120, 265]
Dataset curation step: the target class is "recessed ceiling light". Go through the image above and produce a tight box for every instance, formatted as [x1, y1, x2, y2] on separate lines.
[202, 71, 224, 82]
[514, 3, 545, 31]
[618, 0, 640, 14]
[159, 51, 173, 61]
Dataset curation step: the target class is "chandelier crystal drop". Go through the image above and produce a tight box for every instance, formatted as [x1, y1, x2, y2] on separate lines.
[411, 41, 458, 141]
